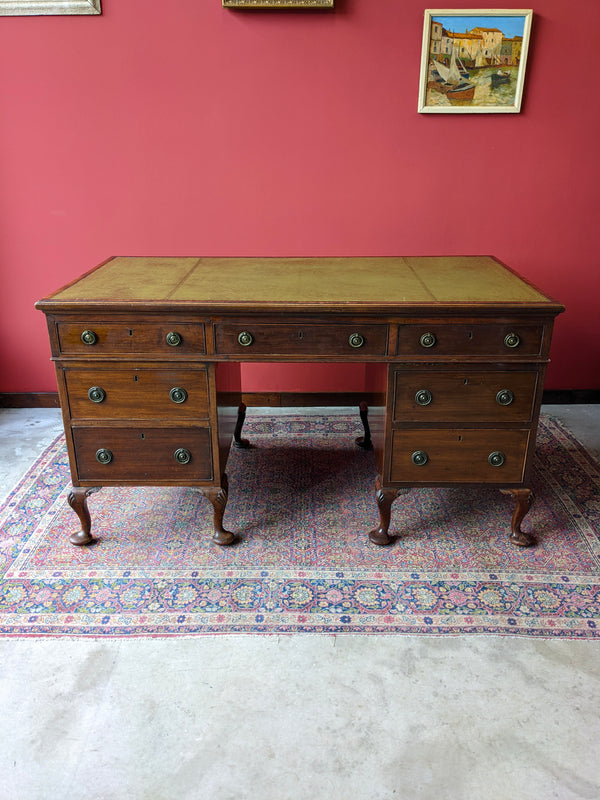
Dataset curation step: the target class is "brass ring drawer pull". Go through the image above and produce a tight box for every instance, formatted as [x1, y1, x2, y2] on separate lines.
[496, 389, 514, 406]
[415, 389, 433, 406]
[95, 448, 113, 464]
[166, 331, 182, 347]
[488, 451, 506, 467]
[504, 333, 520, 349]
[169, 387, 188, 404]
[174, 448, 192, 464]
[81, 330, 98, 345]
[348, 333, 364, 349]
[411, 450, 429, 466]
[419, 332, 436, 348]
[88, 386, 106, 403]
[238, 331, 254, 347]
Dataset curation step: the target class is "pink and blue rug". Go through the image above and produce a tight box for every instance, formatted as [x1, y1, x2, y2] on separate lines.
[1, 414, 599, 637]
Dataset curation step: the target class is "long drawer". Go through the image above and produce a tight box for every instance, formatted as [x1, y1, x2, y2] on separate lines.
[56, 321, 206, 356]
[72, 427, 213, 482]
[396, 323, 544, 357]
[64, 367, 210, 420]
[389, 429, 530, 484]
[392, 369, 538, 423]
[213, 323, 388, 357]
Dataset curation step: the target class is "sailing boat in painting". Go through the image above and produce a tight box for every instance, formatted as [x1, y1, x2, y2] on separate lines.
[430, 47, 475, 101]
[491, 69, 511, 88]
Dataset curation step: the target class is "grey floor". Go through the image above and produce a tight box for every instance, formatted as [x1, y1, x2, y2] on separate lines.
[1, 406, 599, 800]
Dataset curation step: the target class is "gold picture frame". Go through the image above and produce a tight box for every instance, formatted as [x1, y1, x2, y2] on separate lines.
[223, 0, 333, 8]
[418, 9, 532, 113]
[0, 0, 100, 13]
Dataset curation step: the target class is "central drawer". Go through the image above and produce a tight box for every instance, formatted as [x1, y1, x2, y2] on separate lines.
[65, 367, 210, 420]
[213, 323, 388, 357]
[389, 429, 530, 484]
[72, 427, 213, 482]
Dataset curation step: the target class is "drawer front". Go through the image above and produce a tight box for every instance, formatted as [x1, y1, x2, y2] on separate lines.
[73, 427, 213, 482]
[389, 429, 529, 484]
[396, 324, 543, 357]
[65, 367, 210, 420]
[57, 322, 206, 356]
[213, 323, 388, 357]
[392, 369, 538, 423]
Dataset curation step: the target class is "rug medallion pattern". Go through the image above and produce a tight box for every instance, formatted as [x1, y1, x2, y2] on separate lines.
[1, 415, 599, 637]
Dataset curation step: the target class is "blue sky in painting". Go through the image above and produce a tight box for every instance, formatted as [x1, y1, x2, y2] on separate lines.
[431, 15, 527, 38]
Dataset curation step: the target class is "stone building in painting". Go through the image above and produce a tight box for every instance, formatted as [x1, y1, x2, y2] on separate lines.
[431, 23, 523, 68]
[429, 19, 443, 54]
[471, 26, 503, 52]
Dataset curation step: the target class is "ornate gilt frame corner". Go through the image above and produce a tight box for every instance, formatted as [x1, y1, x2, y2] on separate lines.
[0, 0, 101, 14]
[223, 0, 334, 8]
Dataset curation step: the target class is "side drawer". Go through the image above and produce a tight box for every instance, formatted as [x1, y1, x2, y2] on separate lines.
[396, 323, 544, 357]
[392, 369, 538, 423]
[65, 367, 210, 420]
[213, 323, 388, 357]
[56, 322, 206, 356]
[72, 427, 213, 482]
[389, 429, 530, 484]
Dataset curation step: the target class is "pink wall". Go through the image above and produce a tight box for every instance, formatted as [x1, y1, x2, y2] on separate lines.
[1, 0, 598, 393]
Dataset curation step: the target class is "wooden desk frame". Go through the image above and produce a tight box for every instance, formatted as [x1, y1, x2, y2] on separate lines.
[36, 256, 564, 549]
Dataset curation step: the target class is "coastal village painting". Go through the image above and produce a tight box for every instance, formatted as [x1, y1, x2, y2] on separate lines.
[418, 10, 532, 113]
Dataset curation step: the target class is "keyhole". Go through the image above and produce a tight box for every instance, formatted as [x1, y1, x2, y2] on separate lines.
[298, 331, 304, 340]
[134, 375, 138, 382]
[468, 331, 473, 340]
[463, 378, 468, 385]
[140, 433, 145, 439]
[128, 329, 133, 336]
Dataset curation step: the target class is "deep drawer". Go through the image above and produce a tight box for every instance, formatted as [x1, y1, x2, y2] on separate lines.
[213, 323, 388, 357]
[392, 369, 538, 423]
[389, 429, 530, 484]
[56, 321, 206, 356]
[73, 427, 213, 482]
[65, 367, 210, 420]
[396, 323, 544, 357]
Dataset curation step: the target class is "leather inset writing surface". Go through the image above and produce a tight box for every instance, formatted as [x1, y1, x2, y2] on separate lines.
[46, 256, 558, 308]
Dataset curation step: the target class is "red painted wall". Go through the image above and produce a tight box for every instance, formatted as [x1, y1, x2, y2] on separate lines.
[1, 0, 598, 393]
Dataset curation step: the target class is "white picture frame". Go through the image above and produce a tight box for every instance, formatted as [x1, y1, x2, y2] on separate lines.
[418, 9, 533, 113]
[0, 0, 100, 14]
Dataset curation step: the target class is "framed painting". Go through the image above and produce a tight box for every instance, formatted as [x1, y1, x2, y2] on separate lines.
[223, 0, 333, 7]
[0, 0, 100, 13]
[418, 9, 532, 113]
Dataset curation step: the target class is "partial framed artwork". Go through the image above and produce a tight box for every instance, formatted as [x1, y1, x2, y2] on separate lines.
[418, 9, 532, 113]
[223, 0, 333, 7]
[0, 0, 100, 13]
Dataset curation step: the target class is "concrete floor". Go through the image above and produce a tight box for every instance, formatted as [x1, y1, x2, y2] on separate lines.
[1, 406, 599, 800]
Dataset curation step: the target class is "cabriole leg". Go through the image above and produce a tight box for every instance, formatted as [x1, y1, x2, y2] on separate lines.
[67, 486, 101, 546]
[233, 402, 250, 449]
[369, 476, 398, 546]
[202, 475, 238, 546]
[356, 401, 373, 450]
[501, 488, 536, 547]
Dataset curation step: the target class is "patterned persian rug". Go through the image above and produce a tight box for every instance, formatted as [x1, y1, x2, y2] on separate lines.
[1, 414, 599, 638]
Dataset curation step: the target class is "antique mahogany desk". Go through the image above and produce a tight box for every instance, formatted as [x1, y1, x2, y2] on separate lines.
[36, 256, 564, 548]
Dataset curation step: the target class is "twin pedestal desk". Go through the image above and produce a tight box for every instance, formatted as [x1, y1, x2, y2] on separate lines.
[36, 256, 564, 549]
